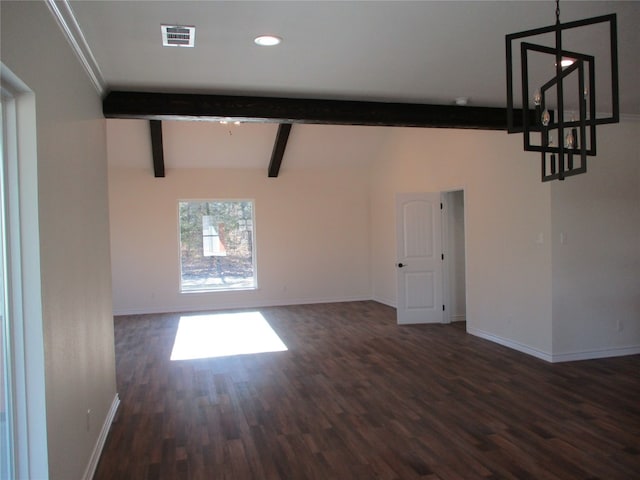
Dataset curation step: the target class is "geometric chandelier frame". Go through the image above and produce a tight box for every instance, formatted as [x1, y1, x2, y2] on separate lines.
[506, 7, 619, 181]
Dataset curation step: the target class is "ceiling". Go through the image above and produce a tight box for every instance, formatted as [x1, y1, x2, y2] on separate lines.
[68, 0, 640, 114]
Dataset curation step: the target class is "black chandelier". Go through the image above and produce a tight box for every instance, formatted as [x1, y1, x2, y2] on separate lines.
[506, 0, 619, 181]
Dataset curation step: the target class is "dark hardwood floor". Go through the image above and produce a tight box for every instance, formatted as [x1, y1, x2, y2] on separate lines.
[94, 301, 640, 480]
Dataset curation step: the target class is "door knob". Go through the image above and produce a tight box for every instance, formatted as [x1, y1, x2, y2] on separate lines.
[397, 263, 405, 268]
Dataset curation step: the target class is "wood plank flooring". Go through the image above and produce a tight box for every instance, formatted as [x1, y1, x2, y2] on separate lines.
[94, 301, 640, 479]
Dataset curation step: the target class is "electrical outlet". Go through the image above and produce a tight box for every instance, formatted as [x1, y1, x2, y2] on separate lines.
[616, 320, 623, 332]
[86, 409, 91, 431]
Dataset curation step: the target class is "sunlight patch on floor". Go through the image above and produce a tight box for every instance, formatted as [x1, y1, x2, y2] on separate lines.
[170, 311, 288, 360]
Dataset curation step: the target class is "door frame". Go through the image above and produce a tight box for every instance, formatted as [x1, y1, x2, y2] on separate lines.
[441, 188, 467, 324]
[1, 64, 49, 479]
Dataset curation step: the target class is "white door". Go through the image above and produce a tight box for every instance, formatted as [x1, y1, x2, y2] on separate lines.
[396, 192, 443, 324]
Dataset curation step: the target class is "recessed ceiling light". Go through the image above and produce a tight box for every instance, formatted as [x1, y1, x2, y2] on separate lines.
[554, 57, 575, 68]
[560, 58, 575, 67]
[254, 35, 282, 47]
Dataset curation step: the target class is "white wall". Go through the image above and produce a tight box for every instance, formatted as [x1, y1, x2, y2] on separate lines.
[550, 120, 640, 360]
[370, 127, 555, 358]
[108, 121, 377, 314]
[1, 2, 116, 479]
[108, 114, 638, 363]
[369, 122, 639, 361]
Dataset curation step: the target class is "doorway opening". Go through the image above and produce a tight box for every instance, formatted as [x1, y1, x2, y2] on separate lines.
[442, 190, 467, 324]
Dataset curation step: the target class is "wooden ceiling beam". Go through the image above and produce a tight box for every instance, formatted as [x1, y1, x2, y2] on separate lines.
[149, 119, 165, 178]
[104, 91, 535, 130]
[268, 124, 292, 178]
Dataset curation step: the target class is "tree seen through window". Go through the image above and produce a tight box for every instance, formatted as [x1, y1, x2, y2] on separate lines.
[179, 200, 255, 292]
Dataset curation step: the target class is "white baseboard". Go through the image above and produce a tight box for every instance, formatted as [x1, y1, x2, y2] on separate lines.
[468, 327, 640, 363]
[550, 345, 640, 363]
[467, 327, 553, 362]
[82, 393, 120, 480]
[112, 295, 374, 316]
[449, 314, 466, 322]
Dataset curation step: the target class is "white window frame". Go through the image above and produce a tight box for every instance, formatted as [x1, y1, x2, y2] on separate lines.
[178, 199, 257, 294]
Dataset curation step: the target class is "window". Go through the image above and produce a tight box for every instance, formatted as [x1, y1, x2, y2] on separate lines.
[179, 200, 256, 292]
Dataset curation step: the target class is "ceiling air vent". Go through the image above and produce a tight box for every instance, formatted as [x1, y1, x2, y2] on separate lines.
[161, 25, 195, 47]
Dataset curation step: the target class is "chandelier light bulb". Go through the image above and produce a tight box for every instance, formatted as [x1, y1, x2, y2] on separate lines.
[541, 109, 551, 126]
[565, 131, 575, 148]
[533, 90, 542, 106]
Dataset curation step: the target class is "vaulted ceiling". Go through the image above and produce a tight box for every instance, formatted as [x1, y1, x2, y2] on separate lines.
[57, 1, 639, 176]
[68, 0, 639, 113]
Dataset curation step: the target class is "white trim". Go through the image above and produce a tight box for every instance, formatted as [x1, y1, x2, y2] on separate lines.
[44, 0, 105, 96]
[440, 192, 450, 324]
[1, 64, 49, 480]
[467, 327, 640, 363]
[81, 394, 120, 480]
[467, 327, 553, 362]
[441, 189, 467, 326]
[550, 345, 640, 363]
